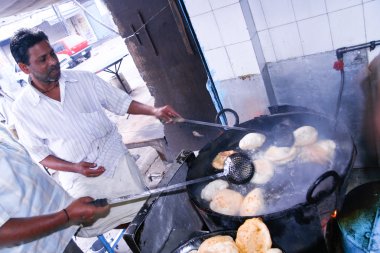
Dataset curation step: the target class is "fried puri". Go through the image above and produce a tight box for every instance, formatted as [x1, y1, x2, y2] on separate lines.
[236, 218, 272, 253]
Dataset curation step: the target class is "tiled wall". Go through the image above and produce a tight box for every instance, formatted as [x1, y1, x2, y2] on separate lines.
[184, 0, 380, 82]
[250, 0, 380, 63]
[183, 0, 260, 81]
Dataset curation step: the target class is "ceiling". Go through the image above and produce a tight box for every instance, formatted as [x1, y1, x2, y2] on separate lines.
[0, 0, 62, 18]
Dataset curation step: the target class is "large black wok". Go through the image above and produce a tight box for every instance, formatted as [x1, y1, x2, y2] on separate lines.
[186, 111, 356, 231]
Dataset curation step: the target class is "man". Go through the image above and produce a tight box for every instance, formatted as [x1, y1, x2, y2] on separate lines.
[0, 125, 110, 252]
[10, 28, 180, 237]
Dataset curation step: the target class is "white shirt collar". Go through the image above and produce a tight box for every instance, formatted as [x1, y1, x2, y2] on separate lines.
[28, 71, 78, 106]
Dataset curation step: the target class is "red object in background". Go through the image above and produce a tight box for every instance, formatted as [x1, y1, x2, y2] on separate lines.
[333, 60, 344, 71]
[52, 35, 92, 62]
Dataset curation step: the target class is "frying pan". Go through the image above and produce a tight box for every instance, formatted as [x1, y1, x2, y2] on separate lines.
[185, 111, 355, 226]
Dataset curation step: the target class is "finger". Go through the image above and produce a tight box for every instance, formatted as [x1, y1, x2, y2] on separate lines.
[83, 162, 97, 168]
[97, 166, 105, 171]
[92, 168, 106, 176]
[84, 170, 103, 177]
[90, 172, 104, 177]
[168, 110, 180, 117]
[166, 107, 180, 117]
[166, 117, 174, 123]
[159, 117, 170, 124]
[80, 196, 95, 203]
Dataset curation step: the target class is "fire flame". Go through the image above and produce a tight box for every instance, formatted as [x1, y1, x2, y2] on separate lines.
[331, 210, 337, 218]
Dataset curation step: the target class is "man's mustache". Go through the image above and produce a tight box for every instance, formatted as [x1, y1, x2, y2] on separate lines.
[48, 64, 60, 73]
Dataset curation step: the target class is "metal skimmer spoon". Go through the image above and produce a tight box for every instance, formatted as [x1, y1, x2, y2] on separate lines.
[92, 153, 254, 207]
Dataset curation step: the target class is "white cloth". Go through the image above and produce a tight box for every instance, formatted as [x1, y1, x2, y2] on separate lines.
[0, 126, 77, 253]
[77, 152, 146, 237]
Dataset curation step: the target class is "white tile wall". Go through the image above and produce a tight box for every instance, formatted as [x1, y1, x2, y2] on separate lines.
[298, 15, 333, 55]
[260, 0, 295, 28]
[329, 5, 365, 48]
[364, 0, 380, 41]
[209, 0, 239, 10]
[269, 23, 303, 60]
[247, 0, 267, 31]
[213, 3, 250, 45]
[325, 0, 362, 12]
[191, 13, 224, 51]
[258, 30, 276, 62]
[182, 0, 212, 17]
[292, 0, 327, 20]
[226, 41, 260, 76]
[204, 48, 235, 81]
[186, 0, 380, 77]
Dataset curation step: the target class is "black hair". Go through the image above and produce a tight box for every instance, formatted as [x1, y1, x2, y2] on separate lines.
[10, 28, 49, 65]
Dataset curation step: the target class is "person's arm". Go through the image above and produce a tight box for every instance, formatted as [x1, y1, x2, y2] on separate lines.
[0, 197, 110, 247]
[40, 155, 105, 177]
[127, 100, 180, 123]
[90, 72, 180, 122]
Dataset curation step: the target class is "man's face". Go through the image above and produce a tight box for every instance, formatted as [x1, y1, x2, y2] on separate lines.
[19, 40, 61, 85]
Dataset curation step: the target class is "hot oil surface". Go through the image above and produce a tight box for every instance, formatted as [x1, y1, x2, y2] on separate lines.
[199, 125, 338, 216]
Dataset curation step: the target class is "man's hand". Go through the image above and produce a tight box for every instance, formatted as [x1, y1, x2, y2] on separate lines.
[154, 105, 181, 124]
[65, 197, 110, 226]
[73, 162, 105, 177]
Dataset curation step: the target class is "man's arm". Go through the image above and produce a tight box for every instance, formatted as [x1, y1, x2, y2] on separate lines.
[0, 197, 109, 247]
[127, 101, 180, 123]
[40, 155, 105, 177]
[91, 72, 180, 122]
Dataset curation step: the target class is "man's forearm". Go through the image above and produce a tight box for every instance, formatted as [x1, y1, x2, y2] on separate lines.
[127, 100, 156, 116]
[0, 211, 69, 247]
[40, 155, 77, 173]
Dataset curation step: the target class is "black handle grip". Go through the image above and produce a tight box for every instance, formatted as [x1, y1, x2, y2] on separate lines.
[91, 198, 108, 207]
[306, 170, 340, 204]
[215, 108, 239, 126]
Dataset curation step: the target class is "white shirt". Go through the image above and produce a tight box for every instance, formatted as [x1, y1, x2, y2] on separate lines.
[12, 70, 132, 188]
[0, 126, 77, 253]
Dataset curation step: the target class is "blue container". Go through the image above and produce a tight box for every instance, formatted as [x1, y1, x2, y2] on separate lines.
[337, 181, 380, 253]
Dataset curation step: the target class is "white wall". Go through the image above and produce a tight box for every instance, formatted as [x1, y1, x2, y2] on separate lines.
[183, 0, 260, 82]
[183, 0, 380, 79]
[249, 0, 380, 63]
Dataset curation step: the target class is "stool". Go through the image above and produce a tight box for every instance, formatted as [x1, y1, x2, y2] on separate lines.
[97, 229, 126, 253]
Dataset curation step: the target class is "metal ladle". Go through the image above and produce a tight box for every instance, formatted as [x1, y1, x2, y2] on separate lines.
[92, 153, 254, 207]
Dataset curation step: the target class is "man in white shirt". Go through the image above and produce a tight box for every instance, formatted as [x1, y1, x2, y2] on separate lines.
[10, 28, 180, 237]
[0, 125, 110, 252]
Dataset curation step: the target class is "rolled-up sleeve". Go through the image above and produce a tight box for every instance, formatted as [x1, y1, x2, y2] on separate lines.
[91, 73, 132, 115]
